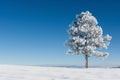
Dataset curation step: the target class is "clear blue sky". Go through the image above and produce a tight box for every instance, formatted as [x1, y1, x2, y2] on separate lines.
[0, 0, 119, 67]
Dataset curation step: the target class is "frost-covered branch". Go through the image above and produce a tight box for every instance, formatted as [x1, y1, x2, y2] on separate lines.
[65, 11, 112, 58]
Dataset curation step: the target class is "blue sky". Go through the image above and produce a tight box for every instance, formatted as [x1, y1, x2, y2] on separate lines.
[0, 0, 119, 67]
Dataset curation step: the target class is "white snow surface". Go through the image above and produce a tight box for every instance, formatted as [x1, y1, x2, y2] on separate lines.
[0, 65, 120, 80]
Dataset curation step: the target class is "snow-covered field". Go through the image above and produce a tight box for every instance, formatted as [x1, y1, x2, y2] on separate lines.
[0, 65, 120, 80]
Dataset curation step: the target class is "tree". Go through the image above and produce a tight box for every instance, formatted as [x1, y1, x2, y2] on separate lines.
[65, 11, 112, 68]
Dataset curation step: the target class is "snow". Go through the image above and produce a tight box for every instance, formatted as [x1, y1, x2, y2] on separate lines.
[66, 11, 112, 57]
[0, 65, 120, 80]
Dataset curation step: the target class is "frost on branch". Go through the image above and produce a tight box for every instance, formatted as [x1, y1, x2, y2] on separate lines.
[65, 11, 112, 58]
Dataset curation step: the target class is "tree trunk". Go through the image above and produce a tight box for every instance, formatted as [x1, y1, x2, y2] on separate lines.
[85, 54, 88, 68]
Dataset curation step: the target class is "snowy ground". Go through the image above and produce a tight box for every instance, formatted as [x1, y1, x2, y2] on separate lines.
[0, 65, 120, 80]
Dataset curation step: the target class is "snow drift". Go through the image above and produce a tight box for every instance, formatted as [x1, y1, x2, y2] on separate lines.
[0, 65, 119, 80]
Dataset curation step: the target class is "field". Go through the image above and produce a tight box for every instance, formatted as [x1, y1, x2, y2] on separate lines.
[0, 65, 120, 80]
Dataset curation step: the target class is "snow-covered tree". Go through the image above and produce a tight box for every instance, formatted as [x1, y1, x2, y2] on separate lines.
[65, 11, 112, 68]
